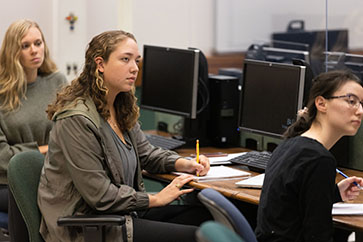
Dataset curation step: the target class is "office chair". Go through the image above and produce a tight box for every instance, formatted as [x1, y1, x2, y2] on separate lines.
[7, 151, 125, 242]
[0, 212, 9, 241]
[196, 221, 245, 242]
[197, 188, 257, 242]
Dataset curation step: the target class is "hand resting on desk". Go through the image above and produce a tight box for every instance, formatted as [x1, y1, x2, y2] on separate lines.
[148, 155, 210, 208]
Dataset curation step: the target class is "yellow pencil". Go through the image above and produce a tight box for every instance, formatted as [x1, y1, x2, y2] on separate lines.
[196, 139, 200, 176]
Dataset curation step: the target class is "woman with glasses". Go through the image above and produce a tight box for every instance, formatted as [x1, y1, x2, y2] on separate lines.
[256, 70, 363, 242]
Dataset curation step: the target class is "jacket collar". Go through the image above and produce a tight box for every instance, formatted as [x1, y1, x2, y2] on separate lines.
[52, 96, 101, 128]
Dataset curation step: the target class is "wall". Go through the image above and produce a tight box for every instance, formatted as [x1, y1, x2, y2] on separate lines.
[0, 0, 55, 55]
[131, 0, 214, 56]
[2, 1, 362, 68]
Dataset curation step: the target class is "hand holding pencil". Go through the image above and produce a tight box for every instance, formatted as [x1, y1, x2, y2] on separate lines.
[174, 139, 210, 176]
[336, 168, 363, 202]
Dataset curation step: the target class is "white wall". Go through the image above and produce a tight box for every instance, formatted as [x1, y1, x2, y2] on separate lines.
[1, 0, 363, 73]
[131, 0, 214, 56]
[0, 0, 55, 58]
[53, 0, 119, 81]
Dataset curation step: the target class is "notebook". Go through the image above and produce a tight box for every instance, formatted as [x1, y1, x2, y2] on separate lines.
[173, 165, 251, 182]
[235, 173, 265, 188]
[332, 203, 363, 215]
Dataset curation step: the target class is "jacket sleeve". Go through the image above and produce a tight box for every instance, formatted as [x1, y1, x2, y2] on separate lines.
[130, 122, 181, 173]
[53, 115, 149, 213]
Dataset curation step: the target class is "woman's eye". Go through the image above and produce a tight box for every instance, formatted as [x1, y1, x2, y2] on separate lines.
[21, 43, 29, 49]
[348, 98, 357, 105]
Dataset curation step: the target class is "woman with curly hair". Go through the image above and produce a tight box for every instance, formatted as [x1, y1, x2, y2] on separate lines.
[38, 30, 211, 242]
[0, 19, 66, 215]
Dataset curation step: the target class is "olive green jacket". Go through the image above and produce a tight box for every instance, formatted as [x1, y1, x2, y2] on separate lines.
[37, 97, 181, 242]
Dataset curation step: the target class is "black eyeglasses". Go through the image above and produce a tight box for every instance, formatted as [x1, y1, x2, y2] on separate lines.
[325, 93, 363, 110]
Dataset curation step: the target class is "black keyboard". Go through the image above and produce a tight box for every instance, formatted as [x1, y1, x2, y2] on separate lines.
[229, 151, 272, 172]
[145, 133, 186, 150]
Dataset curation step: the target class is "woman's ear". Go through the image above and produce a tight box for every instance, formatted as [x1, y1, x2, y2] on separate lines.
[315, 96, 328, 113]
[94, 57, 104, 73]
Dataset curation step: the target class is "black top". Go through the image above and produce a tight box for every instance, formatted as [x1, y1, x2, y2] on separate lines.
[255, 136, 342, 242]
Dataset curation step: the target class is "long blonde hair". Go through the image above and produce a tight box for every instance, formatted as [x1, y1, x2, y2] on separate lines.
[47, 30, 139, 132]
[0, 19, 57, 111]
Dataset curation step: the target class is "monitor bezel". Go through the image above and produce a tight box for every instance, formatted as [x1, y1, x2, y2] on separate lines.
[238, 59, 306, 138]
[140, 45, 200, 119]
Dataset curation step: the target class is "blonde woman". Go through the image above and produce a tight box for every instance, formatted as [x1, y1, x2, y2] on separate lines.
[0, 19, 66, 214]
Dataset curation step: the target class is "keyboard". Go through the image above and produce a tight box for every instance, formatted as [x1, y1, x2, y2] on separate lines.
[228, 151, 272, 172]
[145, 133, 186, 150]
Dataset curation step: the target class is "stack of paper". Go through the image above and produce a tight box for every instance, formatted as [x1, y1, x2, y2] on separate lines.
[173, 165, 251, 182]
[332, 203, 363, 215]
[208, 152, 247, 165]
[235, 173, 265, 188]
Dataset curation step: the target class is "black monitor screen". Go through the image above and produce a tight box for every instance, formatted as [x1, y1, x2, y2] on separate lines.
[141, 45, 200, 119]
[239, 59, 306, 137]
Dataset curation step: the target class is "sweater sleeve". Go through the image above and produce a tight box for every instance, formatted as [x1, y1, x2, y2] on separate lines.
[0, 125, 38, 176]
[301, 157, 336, 242]
[53, 115, 149, 213]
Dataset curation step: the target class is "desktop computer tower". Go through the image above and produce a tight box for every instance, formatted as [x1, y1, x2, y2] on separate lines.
[218, 68, 243, 86]
[207, 74, 240, 147]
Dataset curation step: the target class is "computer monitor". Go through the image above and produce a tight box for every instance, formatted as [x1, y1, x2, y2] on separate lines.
[272, 29, 348, 75]
[272, 29, 348, 52]
[245, 44, 310, 65]
[239, 59, 306, 137]
[325, 52, 363, 80]
[271, 39, 309, 51]
[140, 45, 200, 119]
[263, 46, 310, 64]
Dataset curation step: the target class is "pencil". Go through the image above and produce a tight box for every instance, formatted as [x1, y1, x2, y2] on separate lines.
[196, 139, 199, 176]
[336, 168, 363, 190]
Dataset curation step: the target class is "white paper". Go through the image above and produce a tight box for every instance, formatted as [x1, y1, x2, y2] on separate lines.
[332, 203, 363, 215]
[235, 173, 265, 188]
[173, 165, 251, 182]
[209, 152, 247, 165]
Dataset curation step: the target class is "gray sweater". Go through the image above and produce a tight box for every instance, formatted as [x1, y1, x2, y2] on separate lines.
[0, 72, 67, 184]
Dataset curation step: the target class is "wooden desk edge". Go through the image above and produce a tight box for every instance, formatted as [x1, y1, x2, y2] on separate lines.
[142, 171, 260, 205]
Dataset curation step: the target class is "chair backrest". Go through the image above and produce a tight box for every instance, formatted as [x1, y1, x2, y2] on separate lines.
[7, 151, 45, 242]
[198, 188, 257, 242]
[196, 221, 245, 242]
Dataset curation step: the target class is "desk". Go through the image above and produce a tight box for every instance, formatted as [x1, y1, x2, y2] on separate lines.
[143, 146, 363, 240]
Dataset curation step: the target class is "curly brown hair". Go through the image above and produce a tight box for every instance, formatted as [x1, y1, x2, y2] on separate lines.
[47, 30, 139, 132]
